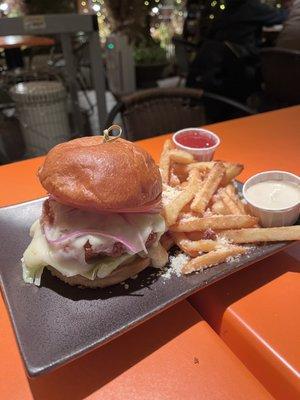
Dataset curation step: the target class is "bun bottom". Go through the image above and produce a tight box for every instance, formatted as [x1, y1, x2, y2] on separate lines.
[47, 256, 151, 288]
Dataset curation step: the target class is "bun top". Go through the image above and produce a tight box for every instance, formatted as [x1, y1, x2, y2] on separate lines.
[38, 136, 162, 212]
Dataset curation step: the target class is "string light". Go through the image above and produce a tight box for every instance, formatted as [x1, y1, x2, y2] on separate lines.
[220, 4, 225, 10]
[81, 1, 86, 6]
[211, 1, 217, 7]
[92, 4, 101, 12]
[144, 1, 149, 5]
[0, 3, 8, 11]
[209, 14, 214, 19]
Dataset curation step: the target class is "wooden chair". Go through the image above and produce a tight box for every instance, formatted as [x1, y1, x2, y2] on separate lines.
[261, 47, 300, 107]
[105, 87, 255, 141]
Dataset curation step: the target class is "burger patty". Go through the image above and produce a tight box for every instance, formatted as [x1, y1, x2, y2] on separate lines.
[41, 199, 158, 263]
[84, 232, 157, 263]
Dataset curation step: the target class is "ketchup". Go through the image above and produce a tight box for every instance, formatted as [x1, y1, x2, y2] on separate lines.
[176, 131, 216, 148]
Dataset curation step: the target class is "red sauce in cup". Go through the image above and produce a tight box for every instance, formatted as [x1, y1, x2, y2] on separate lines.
[176, 130, 216, 148]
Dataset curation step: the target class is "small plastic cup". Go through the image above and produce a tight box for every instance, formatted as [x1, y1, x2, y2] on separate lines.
[243, 171, 300, 227]
[172, 128, 220, 161]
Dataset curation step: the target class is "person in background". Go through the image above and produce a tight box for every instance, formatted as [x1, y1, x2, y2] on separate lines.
[276, 0, 300, 50]
[186, 0, 286, 102]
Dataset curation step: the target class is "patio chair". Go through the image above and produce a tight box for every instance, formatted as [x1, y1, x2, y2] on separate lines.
[104, 87, 255, 141]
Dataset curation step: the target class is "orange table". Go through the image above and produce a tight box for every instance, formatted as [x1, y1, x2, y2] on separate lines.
[189, 244, 300, 400]
[0, 106, 299, 399]
[0, 299, 272, 400]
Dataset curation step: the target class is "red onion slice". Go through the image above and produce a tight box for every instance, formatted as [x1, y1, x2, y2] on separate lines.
[43, 225, 141, 253]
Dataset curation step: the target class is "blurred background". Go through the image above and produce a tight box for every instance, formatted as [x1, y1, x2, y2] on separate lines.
[0, 0, 299, 163]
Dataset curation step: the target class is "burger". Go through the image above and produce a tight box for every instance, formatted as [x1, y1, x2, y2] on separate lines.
[22, 135, 167, 288]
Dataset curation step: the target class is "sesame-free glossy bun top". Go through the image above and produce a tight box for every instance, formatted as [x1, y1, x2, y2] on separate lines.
[38, 136, 162, 212]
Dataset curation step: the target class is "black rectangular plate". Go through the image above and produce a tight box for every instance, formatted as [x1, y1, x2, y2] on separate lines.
[0, 195, 295, 377]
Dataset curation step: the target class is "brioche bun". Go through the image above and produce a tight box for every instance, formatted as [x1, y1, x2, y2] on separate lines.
[38, 136, 162, 212]
[47, 256, 151, 288]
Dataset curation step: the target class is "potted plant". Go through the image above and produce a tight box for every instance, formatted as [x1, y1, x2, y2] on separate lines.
[134, 39, 167, 88]
[105, 0, 168, 87]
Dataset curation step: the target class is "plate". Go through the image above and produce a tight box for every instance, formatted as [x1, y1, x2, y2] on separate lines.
[0, 194, 295, 377]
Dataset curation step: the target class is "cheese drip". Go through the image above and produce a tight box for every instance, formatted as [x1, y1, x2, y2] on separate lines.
[22, 209, 166, 285]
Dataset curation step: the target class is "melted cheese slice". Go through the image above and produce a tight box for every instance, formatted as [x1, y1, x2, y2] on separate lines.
[22, 212, 166, 285]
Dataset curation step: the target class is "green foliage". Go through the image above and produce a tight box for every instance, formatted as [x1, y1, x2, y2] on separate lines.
[134, 40, 167, 65]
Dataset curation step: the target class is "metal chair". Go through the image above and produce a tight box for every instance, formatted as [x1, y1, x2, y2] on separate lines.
[105, 87, 255, 141]
[261, 47, 300, 107]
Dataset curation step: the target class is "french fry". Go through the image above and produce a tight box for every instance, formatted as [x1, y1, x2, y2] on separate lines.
[172, 232, 198, 256]
[179, 181, 189, 189]
[225, 184, 235, 197]
[173, 163, 188, 182]
[159, 137, 300, 277]
[185, 161, 215, 172]
[172, 232, 218, 256]
[221, 163, 244, 186]
[219, 226, 300, 243]
[185, 161, 243, 186]
[187, 167, 202, 185]
[164, 169, 201, 226]
[237, 200, 247, 215]
[191, 162, 226, 213]
[186, 161, 243, 179]
[160, 233, 175, 251]
[169, 149, 194, 164]
[182, 245, 248, 274]
[187, 231, 207, 241]
[159, 139, 172, 184]
[225, 184, 247, 214]
[169, 168, 181, 187]
[219, 188, 241, 215]
[170, 214, 258, 232]
[211, 199, 231, 215]
[186, 229, 218, 241]
[180, 203, 194, 213]
[179, 211, 200, 220]
[181, 239, 219, 254]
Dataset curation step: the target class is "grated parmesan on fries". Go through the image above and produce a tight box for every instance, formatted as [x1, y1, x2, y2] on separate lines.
[159, 141, 300, 275]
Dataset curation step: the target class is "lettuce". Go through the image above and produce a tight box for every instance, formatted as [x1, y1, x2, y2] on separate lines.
[21, 258, 44, 286]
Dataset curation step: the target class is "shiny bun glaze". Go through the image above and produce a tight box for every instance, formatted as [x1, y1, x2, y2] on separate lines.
[38, 136, 162, 212]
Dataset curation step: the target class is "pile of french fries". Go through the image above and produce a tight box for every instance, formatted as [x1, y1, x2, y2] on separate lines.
[159, 139, 300, 275]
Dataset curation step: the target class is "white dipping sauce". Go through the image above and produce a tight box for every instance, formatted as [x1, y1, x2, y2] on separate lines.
[246, 180, 300, 210]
